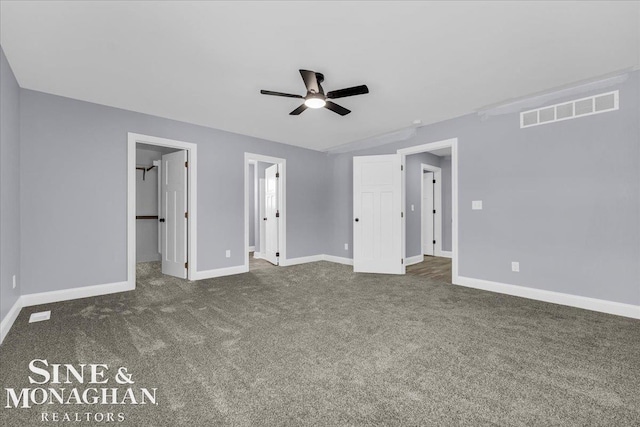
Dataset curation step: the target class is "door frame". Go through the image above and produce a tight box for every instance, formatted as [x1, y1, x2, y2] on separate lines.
[244, 153, 286, 270]
[421, 164, 442, 257]
[398, 138, 458, 284]
[127, 133, 198, 286]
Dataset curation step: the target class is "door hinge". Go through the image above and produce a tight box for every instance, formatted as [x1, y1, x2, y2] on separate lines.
[433, 209, 436, 214]
[185, 161, 188, 168]
[275, 172, 280, 178]
[185, 212, 188, 219]
[401, 165, 404, 171]
[184, 262, 188, 269]
[276, 252, 280, 257]
[433, 240, 436, 244]
[401, 212, 404, 218]
[433, 179, 436, 184]
[275, 210, 280, 218]
[401, 259, 404, 264]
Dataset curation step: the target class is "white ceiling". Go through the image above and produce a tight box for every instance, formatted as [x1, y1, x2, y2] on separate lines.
[1, 1, 638, 151]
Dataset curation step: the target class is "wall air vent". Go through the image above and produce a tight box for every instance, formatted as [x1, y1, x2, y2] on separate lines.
[520, 90, 618, 128]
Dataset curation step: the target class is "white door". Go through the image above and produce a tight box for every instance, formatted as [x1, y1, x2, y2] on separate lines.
[161, 150, 187, 278]
[264, 165, 279, 265]
[353, 155, 403, 274]
[423, 172, 435, 256]
[258, 178, 266, 257]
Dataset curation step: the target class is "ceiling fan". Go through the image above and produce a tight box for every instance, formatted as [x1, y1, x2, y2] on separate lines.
[260, 70, 369, 116]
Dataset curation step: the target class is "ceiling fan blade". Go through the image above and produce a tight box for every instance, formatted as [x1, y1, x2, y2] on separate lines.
[324, 101, 351, 116]
[326, 85, 369, 99]
[260, 90, 303, 99]
[299, 70, 319, 94]
[289, 104, 308, 115]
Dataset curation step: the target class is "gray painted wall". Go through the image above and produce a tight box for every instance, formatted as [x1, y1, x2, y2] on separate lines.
[136, 148, 162, 263]
[327, 71, 639, 305]
[19, 89, 331, 295]
[0, 47, 21, 324]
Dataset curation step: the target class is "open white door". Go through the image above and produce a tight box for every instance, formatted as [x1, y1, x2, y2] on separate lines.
[161, 150, 187, 278]
[353, 154, 403, 274]
[264, 164, 279, 265]
[423, 172, 435, 256]
[258, 178, 266, 257]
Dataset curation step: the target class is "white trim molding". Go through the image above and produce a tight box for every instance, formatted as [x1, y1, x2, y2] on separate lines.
[456, 276, 640, 320]
[22, 281, 134, 308]
[193, 265, 249, 281]
[322, 255, 354, 266]
[128, 133, 198, 285]
[280, 255, 325, 266]
[0, 298, 23, 344]
[405, 255, 424, 266]
[437, 250, 453, 259]
[249, 246, 256, 252]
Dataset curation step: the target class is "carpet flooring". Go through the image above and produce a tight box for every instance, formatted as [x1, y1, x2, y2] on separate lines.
[1, 261, 639, 426]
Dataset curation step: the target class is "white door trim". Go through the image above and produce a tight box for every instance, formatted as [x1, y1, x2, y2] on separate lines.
[128, 133, 198, 286]
[421, 164, 442, 257]
[398, 138, 458, 284]
[244, 153, 286, 270]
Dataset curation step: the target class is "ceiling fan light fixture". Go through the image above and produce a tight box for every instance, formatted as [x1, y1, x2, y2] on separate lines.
[304, 97, 326, 109]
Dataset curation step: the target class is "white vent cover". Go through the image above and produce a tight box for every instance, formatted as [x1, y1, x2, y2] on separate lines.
[520, 91, 618, 128]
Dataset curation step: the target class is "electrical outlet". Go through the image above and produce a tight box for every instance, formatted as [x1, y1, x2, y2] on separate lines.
[225, 250, 231, 258]
[472, 200, 483, 210]
[511, 262, 520, 272]
[12, 275, 16, 289]
[344, 243, 348, 251]
[411, 204, 415, 211]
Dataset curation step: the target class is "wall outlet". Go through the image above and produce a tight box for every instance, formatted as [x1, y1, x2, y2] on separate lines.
[225, 250, 231, 258]
[411, 204, 415, 211]
[344, 243, 348, 251]
[12, 275, 16, 289]
[472, 200, 483, 210]
[511, 262, 520, 272]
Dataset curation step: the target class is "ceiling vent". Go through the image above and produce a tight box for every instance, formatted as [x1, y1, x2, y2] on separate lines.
[520, 90, 618, 128]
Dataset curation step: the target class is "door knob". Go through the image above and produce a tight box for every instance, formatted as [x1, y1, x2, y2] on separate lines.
[263, 217, 267, 221]
[354, 218, 359, 222]
[159, 218, 165, 223]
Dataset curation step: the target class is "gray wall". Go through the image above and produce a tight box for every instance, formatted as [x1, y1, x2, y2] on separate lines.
[327, 71, 640, 305]
[135, 148, 162, 263]
[0, 47, 21, 324]
[19, 89, 331, 295]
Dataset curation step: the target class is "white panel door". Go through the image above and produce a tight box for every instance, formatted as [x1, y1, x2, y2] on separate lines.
[258, 178, 266, 256]
[353, 155, 403, 274]
[423, 172, 435, 256]
[161, 150, 187, 278]
[264, 165, 279, 265]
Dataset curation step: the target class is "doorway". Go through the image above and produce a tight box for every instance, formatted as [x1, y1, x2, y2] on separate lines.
[127, 133, 198, 287]
[244, 153, 286, 270]
[421, 164, 442, 257]
[398, 138, 458, 284]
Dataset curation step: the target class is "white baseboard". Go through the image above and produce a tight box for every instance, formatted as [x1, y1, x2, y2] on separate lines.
[193, 265, 248, 280]
[249, 246, 255, 252]
[0, 297, 23, 345]
[456, 276, 640, 320]
[405, 255, 424, 266]
[437, 250, 453, 259]
[322, 255, 353, 266]
[253, 252, 264, 259]
[280, 255, 325, 266]
[21, 280, 134, 308]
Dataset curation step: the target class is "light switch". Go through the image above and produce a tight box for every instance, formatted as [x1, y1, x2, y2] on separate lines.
[411, 204, 415, 211]
[511, 262, 520, 272]
[472, 200, 483, 210]
[225, 250, 231, 258]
